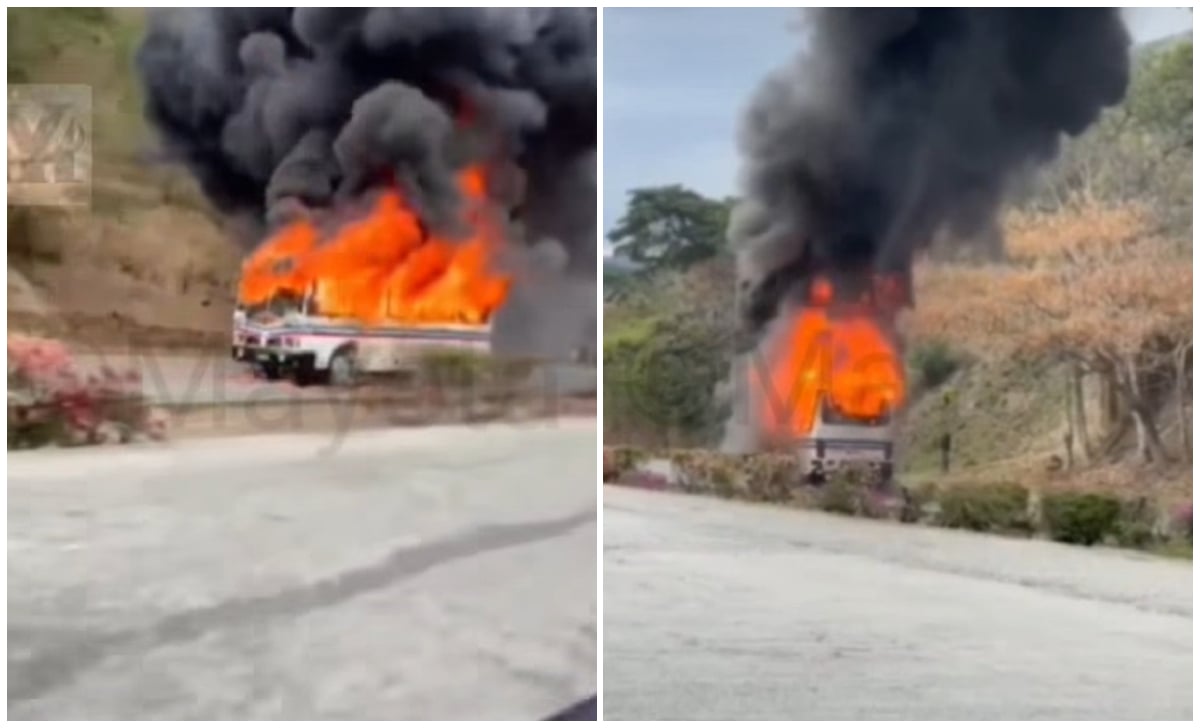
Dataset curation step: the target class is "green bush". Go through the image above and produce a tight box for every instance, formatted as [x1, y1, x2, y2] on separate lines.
[908, 340, 963, 390]
[1041, 491, 1122, 546]
[1111, 496, 1161, 549]
[936, 482, 1032, 533]
[604, 306, 730, 446]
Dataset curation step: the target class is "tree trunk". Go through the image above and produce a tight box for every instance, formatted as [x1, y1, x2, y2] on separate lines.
[1070, 362, 1092, 459]
[1176, 344, 1192, 464]
[1063, 371, 1075, 469]
[1124, 358, 1168, 464]
[1099, 374, 1121, 433]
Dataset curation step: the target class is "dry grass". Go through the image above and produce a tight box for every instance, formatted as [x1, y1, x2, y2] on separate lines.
[8, 9, 244, 348]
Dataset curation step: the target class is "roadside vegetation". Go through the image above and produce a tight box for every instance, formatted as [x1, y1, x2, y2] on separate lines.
[603, 447, 1193, 556]
[7, 335, 166, 448]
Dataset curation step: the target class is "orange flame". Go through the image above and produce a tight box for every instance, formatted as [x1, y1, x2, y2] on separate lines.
[752, 277, 905, 439]
[238, 167, 510, 326]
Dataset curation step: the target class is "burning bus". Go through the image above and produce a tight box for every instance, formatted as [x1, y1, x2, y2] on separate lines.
[136, 8, 598, 388]
[720, 9, 1130, 485]
[745, 270, 911, 484]
[231, 172, 509, 386]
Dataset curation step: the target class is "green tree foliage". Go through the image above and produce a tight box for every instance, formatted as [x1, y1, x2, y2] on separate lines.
[604, 257, 738, 446]
[607, 185, 733, 272]
[1125, 40, 1192, 153]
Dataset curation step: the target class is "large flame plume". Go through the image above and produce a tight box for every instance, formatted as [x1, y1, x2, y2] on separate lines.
[238, 168, 509, 326]
[751, 277, 905, 443]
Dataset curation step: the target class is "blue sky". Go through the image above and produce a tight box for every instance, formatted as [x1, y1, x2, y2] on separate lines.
[602, 7, 1193, 250]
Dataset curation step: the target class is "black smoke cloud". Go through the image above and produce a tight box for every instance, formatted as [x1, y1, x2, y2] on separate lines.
[723, 8, 1130, 450]
[136, 7, 596, 359]
[730, 8, 1131, 338]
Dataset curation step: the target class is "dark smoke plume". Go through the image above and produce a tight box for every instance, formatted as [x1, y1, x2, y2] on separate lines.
[724, 8, 1130, 449]
[730, 8, 1130, 336]
[136, 8, 596, 359]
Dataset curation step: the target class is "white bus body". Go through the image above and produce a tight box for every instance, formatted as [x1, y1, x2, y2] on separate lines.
[795, 399, 895, 484]
[232, 309, 489, 386]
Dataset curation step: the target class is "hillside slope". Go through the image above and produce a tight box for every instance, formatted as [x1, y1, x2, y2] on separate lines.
[8, 8, 241, 350]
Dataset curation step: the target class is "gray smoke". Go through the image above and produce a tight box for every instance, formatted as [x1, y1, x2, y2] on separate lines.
[136, 8, 596, 359]
[724, 8, 1130, 450]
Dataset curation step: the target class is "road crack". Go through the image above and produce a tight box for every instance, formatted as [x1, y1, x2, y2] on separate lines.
[9, 507, 595, 705]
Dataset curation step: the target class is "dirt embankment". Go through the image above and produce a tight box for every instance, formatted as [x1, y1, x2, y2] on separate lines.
[8, 9, 242, 353]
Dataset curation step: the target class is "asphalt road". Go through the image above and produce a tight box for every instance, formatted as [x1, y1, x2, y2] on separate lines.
[603, 486, 1192, 721]
[8, 422, 597, 719]
[72, 353, 595, 405]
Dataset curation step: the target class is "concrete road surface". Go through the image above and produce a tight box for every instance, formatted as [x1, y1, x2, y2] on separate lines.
[8, 422, 596, 720]
[604, 487, 1192, 721]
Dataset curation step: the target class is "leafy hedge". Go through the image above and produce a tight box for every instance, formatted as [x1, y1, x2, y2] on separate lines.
[8, 336, 166, 449]
[604, 446, 1189, 554]
[935, 482, 1032, 534]
[1041, 491, 1122, 545]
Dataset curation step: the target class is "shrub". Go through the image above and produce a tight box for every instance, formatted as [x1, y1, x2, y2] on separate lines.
[936, 482, 1032, 533]
[605, 446, 649, 482]
[8, 335, 160, 449]
[668, 450, 712, 495]
[706, 456, 738, 500]
[818, 478, 860, 515]
[1041, 491, 1122, 546]
[621, 469, 672, 491]
[908, 339, 963, 390]
[1172, 501, 1192, 543]
[816, 466, 878, 516]
[1112, 496, 1160, 549]
[741, 453, 802, 503]
[602, 448, 619, 483]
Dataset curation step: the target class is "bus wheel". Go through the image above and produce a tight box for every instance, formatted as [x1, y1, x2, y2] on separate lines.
[327, 346, 357, 388]
[291, 360, 320, 387]
[258, 362, 282, 381]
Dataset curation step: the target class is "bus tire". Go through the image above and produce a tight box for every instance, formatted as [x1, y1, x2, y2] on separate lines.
[291, 361, 320, 387]
[258, 361, 282, 381]
[327, 345, 358, 388]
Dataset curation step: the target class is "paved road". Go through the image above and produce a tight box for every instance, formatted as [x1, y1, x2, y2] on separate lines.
[604, 487, 1192, 721]
[72, 353, 594, 405]
[8, 422, 596, 719]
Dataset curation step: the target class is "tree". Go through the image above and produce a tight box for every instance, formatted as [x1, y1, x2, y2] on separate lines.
[607, 185, 733, 272]
[1125, 41, 1192, 157]
[911, 200, 1191, 465]
[603, 256, 738, 447]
